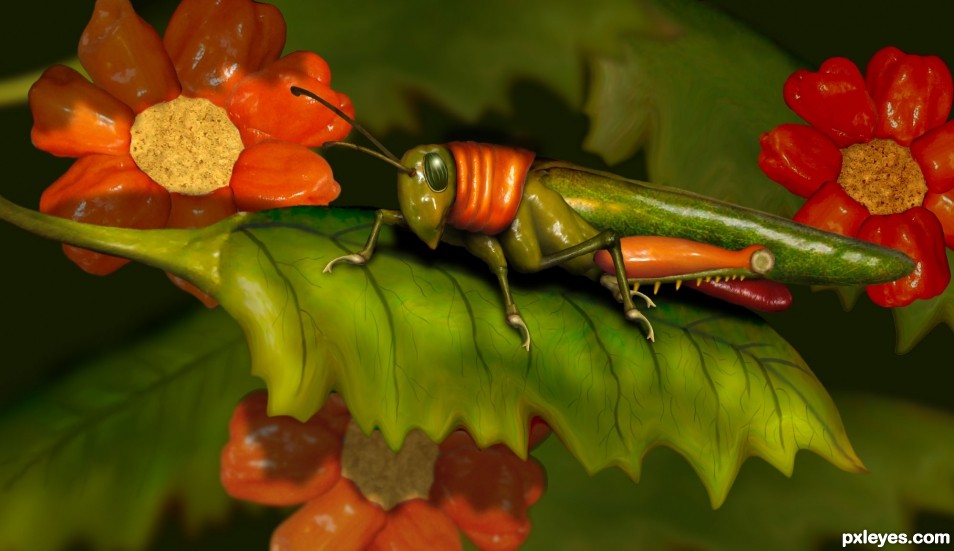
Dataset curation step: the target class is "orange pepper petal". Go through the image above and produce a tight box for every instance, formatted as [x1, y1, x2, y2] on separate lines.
[79, 0, 180, 113]
[29, 65, 134, 158]
[792, 182, 870, 237]
[227, 51, 353, 147]
[431, 444, 544, 551]
[368, 500, 462, 551]
[911, 120, 954, 194]
[39, 154, 170, 275]
[270, 479, 387, 551]
[166, 186, 237, 229]
[313, 393, 352, 437]
[220, 390, 343, 506]
[924, 189, 954, 249]
[163, 0, 286, 106]
[230, 141, 340, 211]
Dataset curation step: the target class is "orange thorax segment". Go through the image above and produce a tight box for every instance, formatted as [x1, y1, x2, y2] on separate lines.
[446, 142, 535, 234]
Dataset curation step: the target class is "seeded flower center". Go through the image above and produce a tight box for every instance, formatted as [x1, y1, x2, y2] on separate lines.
[130, 96, 244, 195]
[837, 139, 927, 215]
[340, 422, 439, 510]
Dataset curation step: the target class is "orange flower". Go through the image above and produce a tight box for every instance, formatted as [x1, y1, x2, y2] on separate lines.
[221, 391, 548, 551]
[29, 0, 353, 305]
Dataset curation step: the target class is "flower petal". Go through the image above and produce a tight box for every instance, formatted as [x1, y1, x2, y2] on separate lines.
[856, 207, 950, 307]
[911, 120, 954, 194]
[758, 123, 842, 197]
[792, 182, 870, 237]
[368, 500, 462, 551]
[228, 51, 353, 147]
[431, 442, 546, 551]
[163, 0, 286, 105]
[230, 141, 341, 211]
[166, 186, 237, 229]
[866, 47, 953, 146]
[783, 57, 875, 148]
[39, 154, 170, 275]
[79, 0, 180, 113]
[29, 65, 134, 158]
[924, 189, 954, 249]
[220, 390, 343, 507]
[270, 479, 387, 551]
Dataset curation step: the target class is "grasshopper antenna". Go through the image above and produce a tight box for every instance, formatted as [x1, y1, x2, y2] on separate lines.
[290, 86, 413, 176]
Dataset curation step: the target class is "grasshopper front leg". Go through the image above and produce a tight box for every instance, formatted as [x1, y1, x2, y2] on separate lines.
[464, 233, 532, 351]
[324, 209, 405, 272]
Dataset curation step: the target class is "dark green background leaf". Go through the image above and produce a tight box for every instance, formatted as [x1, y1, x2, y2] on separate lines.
[0, 308, 259, 551]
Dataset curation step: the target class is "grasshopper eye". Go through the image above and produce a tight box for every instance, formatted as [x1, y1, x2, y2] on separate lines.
[423, 152, 449, 192]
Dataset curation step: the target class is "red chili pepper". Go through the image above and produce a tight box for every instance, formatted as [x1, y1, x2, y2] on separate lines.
[856, 207, 950, 307]
[689, 278, 793, 312]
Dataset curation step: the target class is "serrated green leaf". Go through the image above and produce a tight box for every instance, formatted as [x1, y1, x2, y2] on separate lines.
[0, 197, 865, 506]
[273, 0, 652, 133]
[583, 0, 803, 216]
[0, 308, 259, 551]
[525, 393, 954, 551]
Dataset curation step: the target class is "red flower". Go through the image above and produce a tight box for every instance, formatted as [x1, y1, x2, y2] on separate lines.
[29, 0, 353, 305]
[221, 391, 548, 551]
[759, 46, 954, 307]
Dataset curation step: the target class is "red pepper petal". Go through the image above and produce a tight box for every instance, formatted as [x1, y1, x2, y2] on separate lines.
[792, 182, 870, 237]
[163, 0, 286, 106]
[230, 141, 341, 211]
[867, 50, 953, 146]
[431, 443, 545, 551]
[758, 123, 842, 197]
[783, 57, 876, 148]
[220, 390, 343, 506]
[79, 0, 180, 113]
[270, 478, 387, 551]
[911, 120, 954, 194]
[227, 51, 353, 147]
[39, 154, 170, 275]
[865, 46, 906, 95]
[856, 207, 950, 307]
[368, 500, 462, 551]
[313, 393, 352, 437]
[924, 189, 954, 249]
[29, 65, 134, 158]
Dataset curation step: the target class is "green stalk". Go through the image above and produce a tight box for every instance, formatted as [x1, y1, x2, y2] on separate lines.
[0, 194, 230, 291]
[538, 161, 914, 285]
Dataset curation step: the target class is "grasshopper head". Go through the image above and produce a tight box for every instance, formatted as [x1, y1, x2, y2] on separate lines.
[397, 145, 457, 249]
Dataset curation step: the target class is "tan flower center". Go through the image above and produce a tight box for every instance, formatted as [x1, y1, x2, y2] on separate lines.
[340, 422, 439, 510]
[130, 96, 244, 195]
[838, 139, 927, 215]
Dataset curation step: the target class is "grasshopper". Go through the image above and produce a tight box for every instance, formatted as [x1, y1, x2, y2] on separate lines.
[292, 87, 913, 351]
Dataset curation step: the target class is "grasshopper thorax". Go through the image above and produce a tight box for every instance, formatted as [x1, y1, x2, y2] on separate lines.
[398, 145, 458, 249]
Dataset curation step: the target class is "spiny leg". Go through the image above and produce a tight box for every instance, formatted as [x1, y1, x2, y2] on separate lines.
[534, 229, 655, 341]
[598, 274, 656, 308]
[464, 233, 531, 351]
[324, 209, 405, 272]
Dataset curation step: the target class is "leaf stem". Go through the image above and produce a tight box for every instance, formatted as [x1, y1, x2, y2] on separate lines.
[0, 193, 228, 292]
